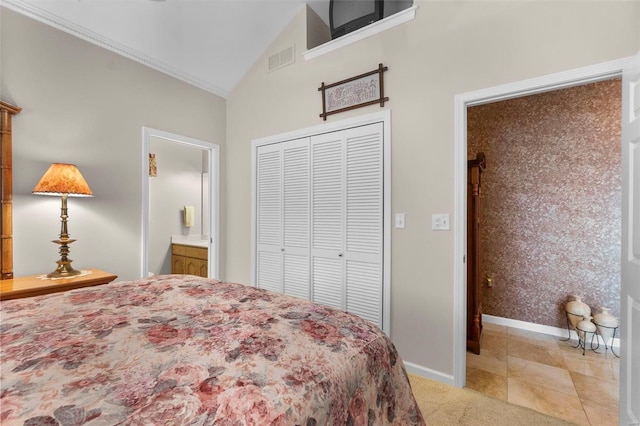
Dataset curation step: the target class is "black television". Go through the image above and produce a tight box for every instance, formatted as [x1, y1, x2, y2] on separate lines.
[329, 0, 384, 40]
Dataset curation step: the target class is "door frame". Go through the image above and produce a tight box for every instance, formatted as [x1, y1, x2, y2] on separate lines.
[141, 127, 220, 279]
[453, 57, 632, 388]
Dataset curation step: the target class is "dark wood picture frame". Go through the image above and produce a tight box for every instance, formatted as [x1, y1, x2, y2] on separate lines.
[318, 63, 389, 120]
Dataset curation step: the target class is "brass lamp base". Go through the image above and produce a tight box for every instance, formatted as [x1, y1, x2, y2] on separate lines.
[47, 260, 81, 278]
[43, 194, 86, 279]
[47, 236, 81, 278]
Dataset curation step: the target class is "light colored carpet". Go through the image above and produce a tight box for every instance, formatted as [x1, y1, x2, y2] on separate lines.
[408, 373, 574, 425]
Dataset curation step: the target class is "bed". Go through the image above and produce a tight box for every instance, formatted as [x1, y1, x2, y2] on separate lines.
[0, 274, 425, 425]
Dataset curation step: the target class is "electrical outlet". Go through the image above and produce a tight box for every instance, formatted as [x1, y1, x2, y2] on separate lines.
[395, 213, 405, 229]
[432, 213, 450, 231]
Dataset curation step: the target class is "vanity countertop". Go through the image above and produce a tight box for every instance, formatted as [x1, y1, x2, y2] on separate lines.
[171, 237, 208, 248]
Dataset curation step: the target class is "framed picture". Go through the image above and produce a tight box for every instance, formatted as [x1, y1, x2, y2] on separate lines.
[318, 63, 389, 120]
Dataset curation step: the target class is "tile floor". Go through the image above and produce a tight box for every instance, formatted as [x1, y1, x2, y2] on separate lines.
[465, 323, 619, 425]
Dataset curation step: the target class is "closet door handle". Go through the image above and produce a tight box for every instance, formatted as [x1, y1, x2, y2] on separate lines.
[281, 248, 285, 252]
[338, 252, 343, 257]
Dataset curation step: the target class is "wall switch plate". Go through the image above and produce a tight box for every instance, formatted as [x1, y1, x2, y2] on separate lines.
[432, 213, 450, 231]
[395, 213, 405, 229]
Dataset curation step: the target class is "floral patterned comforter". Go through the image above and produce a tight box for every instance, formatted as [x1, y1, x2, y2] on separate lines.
[1, 275, 424, 425]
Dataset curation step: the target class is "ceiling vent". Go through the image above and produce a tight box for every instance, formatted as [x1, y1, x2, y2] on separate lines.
[268, 45, 295, 72]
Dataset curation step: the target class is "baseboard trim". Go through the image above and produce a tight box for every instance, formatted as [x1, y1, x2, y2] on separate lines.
[402, 313, 621, 389]
[483, 314, 620, 348]
[403, 361, 455, 386]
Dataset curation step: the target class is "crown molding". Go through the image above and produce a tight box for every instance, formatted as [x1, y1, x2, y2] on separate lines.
[1, 0, 229, 98]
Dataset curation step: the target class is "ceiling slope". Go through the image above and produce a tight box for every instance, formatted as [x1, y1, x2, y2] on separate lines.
[2, 0, 329, 98]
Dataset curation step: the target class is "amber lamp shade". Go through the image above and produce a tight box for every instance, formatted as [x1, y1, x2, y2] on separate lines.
[33, 163, 93, 278]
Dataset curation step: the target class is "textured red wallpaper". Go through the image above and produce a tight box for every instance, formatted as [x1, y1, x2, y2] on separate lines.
[467, 79, 621, 329]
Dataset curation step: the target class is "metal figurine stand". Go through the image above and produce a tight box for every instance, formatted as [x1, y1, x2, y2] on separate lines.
[592, 322, 620, 358]
[573, 324, 597, 356]
[561, 309, 620, 358]
[560, 311, 583, 342]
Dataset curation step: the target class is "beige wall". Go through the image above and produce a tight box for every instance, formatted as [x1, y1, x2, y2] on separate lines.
[0, 8, 227, 281]
[226, 2, 640, 376]
[468, 79, 622, 330]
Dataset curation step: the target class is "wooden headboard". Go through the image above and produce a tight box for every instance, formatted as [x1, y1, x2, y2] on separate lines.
[1, 101, 22, 280]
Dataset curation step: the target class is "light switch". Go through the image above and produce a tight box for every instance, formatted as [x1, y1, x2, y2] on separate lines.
[395, 213, 405, 229]
[432, 213, 450, 231]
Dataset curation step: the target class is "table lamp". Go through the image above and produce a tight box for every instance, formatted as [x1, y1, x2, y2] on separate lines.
[32, 163, 93, 278]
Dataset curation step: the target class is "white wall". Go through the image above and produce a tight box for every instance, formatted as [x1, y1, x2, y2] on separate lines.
[1, 7, 227, 281]
[226, 2, 640, 378]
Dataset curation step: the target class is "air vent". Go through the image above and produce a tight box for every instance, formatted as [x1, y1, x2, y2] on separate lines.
[268, 45, 295, 72]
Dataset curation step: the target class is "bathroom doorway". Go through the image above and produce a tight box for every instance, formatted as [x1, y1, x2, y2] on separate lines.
[142, 127, 220, 279]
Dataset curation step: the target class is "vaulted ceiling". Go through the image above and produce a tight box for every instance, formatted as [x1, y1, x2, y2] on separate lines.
[2, 0, 330, 98]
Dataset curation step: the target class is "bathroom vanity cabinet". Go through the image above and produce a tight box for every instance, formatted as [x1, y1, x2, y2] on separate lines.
[172, 243, 208, 278]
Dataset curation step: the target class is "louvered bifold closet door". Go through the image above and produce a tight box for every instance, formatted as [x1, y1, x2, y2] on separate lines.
[256, 143, 283, 293]
[344, 123, 383, 327]
[256, 138, 310, 296]
[282, 140, 310, 300]
[310, 132, 345, 311]
[310, 122, 384, 328]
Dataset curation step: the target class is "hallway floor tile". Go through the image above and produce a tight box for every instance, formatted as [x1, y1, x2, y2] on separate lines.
[466, 324, 619, 425]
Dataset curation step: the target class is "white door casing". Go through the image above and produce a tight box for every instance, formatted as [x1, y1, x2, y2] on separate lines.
[620, 50, 640, 426]
[453, 57, 632, 388]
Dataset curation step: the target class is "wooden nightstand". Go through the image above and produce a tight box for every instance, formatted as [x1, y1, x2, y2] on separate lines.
[0, 268, 117, 301]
